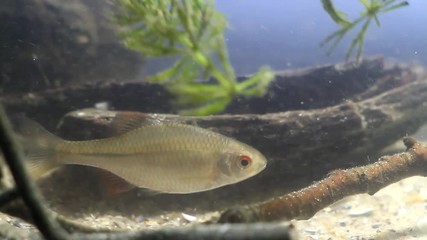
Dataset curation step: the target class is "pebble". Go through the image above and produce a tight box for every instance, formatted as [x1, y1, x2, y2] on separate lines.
[415, 217, 427, 234]
[135, 215, 146, 223]
[144, 220, 159, 227]
[303, 227, 318, 234]
[94, 102, 110, 110]
[418, 188, 427, 200]
[323, 207, 332, 212]
[11, 220, 23, 228]
[371, 223, 381, 229]
[348, 207, 373, 217]
[113, 220, 126, 229]
[181, 213, 197, 222]
[396, 207, 407, 216]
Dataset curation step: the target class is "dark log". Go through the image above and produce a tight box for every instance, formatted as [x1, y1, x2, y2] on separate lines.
[56, 67, 427, 200]
[1, 57, 413, 129]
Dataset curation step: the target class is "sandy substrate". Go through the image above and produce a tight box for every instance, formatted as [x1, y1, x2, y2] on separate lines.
[1, 175, 427, 240]
[294, 176, 427, 240]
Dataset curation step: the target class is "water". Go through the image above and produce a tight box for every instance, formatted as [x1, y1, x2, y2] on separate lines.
[143, 0, 427, 76]
[217, 0, 427, 73]
[1, 1, 427, 239]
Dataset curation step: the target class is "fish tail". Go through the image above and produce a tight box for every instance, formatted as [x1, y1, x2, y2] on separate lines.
[14, 117, 61, 179]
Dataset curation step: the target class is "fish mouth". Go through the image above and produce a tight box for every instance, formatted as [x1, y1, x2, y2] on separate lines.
[254, 158, 267, 173]
[261, 160, 267, 170]
[260, 161, 267, 171]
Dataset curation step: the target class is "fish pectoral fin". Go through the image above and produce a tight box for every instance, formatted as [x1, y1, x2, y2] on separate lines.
[110, 112, 162, 135]
[96, 169, 136, 196]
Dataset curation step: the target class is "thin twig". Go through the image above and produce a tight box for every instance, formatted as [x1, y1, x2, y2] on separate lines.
[0, 106, 70, 239]
[219, 137, 427, 223]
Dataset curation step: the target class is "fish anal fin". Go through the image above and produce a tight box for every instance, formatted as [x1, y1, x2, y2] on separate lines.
[96, 169, 136, 196]
[110, 112, 163, 135]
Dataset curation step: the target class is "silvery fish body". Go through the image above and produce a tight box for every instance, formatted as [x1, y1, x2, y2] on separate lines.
[23, 120, 267, 194]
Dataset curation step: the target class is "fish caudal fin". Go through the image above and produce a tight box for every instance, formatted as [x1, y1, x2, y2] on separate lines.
[24, 144, 58, 180]
[14, 117, 61, 179]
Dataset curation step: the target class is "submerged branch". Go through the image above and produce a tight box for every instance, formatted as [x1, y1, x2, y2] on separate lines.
[219, 137, 427, 223]
[0, 106, 70, 239]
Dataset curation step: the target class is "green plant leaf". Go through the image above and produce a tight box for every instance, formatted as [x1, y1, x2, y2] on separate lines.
[321, 0, 351, 27]
[322, 0, 408, 63]
[179, 97, 231, 116]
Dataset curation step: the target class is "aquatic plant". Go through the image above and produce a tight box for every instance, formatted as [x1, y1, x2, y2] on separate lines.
[321, 0, 409, 62]
[116, 0, 274, 115]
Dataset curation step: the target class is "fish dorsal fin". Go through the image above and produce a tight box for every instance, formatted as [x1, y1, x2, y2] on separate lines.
[96, 169, 136, 196]
[110, 112, 163, 135]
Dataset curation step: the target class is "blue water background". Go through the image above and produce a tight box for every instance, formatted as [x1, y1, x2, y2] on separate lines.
[144, 0, 427, 76]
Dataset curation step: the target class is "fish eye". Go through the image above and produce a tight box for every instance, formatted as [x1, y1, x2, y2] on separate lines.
[238, 155, 252, 169]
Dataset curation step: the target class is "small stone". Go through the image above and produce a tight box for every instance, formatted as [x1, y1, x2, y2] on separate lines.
[415, 217, 427, 234]
[135, 215, 146, 223]
[396, 207, 407, 216]
[418, 188, 427, 200]
[94, 101, 110, 110]
[144, 220, 159, 227]
[348, 207, 373, 217]
[303, 227, 318, 234]
[181, 213, 197, 222]
[113, 221, 126, 229]
[11, 220, 23, 228]
[371, 223, 381, 229]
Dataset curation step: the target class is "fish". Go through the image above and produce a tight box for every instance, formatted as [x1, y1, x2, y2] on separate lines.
[16, 115, 267, 194]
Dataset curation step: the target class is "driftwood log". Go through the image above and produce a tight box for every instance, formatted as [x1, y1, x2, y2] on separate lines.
[50, 57, 427, 202]
[0, 56, 413, 127]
